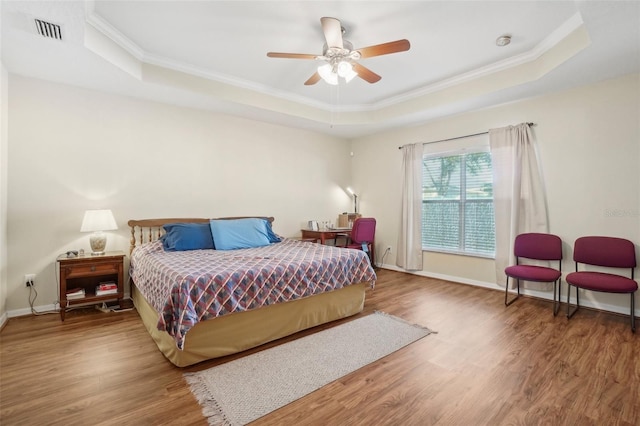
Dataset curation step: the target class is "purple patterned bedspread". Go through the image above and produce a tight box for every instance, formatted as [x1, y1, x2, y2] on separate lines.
[130, 238, 376, 349]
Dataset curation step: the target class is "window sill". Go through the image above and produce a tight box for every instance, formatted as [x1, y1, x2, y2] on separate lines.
[422, 248, 495, 260]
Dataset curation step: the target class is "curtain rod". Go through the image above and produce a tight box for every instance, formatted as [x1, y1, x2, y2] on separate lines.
[398, 122, 536, 149]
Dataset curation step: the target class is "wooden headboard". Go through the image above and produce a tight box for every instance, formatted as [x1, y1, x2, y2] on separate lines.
[127, 216, 275, 254]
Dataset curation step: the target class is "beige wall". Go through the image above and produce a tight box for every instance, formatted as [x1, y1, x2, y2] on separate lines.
[4, 73, 639, 318]
[5, 75, 353, 313]
[351, 73, 640, 315]
[1, 64, 8, 323]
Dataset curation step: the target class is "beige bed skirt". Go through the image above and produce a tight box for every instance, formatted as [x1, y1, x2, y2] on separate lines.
[132, 282, 367, 367]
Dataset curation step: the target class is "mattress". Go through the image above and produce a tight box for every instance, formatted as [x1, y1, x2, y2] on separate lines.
[130, 238, 377, 350]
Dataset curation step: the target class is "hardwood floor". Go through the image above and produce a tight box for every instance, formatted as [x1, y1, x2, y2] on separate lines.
[1, 269, 638, 425]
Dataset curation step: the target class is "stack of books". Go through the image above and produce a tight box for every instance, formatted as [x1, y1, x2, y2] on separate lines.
[66, 288, 85, 300]
[96, 282, 118, 296]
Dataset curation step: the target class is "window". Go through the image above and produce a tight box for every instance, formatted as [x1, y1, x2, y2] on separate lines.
[422, 149, 495, 256]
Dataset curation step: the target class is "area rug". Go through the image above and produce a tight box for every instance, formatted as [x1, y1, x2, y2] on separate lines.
[184, 311, 434, 426]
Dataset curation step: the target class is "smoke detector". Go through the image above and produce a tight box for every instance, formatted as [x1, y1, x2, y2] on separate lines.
[496, 35, 511, 47]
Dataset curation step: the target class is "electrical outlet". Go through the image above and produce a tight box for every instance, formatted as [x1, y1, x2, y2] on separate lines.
[24, 274, 35, 287]
[387, 246, 392, 253]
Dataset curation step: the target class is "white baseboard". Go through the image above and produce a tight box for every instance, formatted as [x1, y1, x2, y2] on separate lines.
[378, 263, 639, 317]
[7, 303, 58, 318]
[0, 311, 7, 329]
[6, 292, 131, 319]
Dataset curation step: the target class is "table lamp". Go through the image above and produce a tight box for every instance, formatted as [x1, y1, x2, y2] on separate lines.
[80, 209, 118, 255]
[347, 187, 358, 214]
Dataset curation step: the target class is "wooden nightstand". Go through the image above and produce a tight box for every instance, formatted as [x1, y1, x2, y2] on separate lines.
[57, 251, 125, 321]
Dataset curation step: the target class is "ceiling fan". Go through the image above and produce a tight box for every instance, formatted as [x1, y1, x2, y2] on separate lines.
[266, 17, 410, 86]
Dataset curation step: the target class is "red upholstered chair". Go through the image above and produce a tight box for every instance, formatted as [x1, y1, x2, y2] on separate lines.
[338, 218, 376, 266]
[504, 233, 563, 315]
[566, 236, 637, 332]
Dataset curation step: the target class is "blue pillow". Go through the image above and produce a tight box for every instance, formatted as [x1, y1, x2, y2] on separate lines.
[209, 218, 280, 250]
[264, 220, 281, 244]
[161, 222, 215, 251]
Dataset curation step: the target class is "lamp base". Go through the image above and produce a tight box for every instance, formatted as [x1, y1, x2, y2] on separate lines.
[89, 232, 107, 256]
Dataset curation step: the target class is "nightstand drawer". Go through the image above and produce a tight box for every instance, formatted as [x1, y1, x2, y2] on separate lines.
[64, 262, 119, 278]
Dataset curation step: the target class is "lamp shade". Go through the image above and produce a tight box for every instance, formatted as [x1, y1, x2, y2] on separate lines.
[80, 209, 117, 255]
[337, 61, 358, 82]
[317, 63, 338, 85]
[80, 209, 118, 232]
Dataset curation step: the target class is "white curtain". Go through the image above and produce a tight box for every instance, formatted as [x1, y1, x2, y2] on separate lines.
[489, 123, 549, 288]
[396, 143, 423, 270]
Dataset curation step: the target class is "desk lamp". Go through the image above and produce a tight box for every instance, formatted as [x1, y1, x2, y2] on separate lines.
[347, 187, 358, 214]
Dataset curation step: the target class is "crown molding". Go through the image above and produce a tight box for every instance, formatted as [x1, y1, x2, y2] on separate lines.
[84, 3, 145, 61]
[376, 12, 585, 109]
[83, 7, 585, 118]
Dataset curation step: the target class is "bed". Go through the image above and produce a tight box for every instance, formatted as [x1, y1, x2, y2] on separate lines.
[128, 217, 377, 367]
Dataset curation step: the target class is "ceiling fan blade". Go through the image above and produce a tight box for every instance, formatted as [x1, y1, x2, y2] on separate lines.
[304, 72, 322, 85]
[267, 52, 318, 59]
[356, 39, 411, 59]
[320, 17, 343, 49]
[352, 63, 382, 84]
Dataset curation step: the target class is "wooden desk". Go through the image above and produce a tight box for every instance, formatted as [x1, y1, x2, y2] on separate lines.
[300, 228, 375, 266]
[300, 228, 349, 245]
[291, 236, 320, 243]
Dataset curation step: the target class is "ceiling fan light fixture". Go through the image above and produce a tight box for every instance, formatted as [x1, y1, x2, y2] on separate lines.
[336, 61, 352, 77]
[317, 61, 358, 85]
[342, 64, 358, 83]
[317, 63, 338, 85]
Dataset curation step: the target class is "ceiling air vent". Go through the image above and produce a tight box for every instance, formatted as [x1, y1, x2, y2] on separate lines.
[34, 19, 62, 40]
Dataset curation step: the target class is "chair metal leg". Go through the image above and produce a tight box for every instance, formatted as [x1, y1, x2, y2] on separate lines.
[566, 284, 580, 319]
[631, 293, 636, 333]
[505, 277, 520, 306]
[553, 279, 561, 316]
